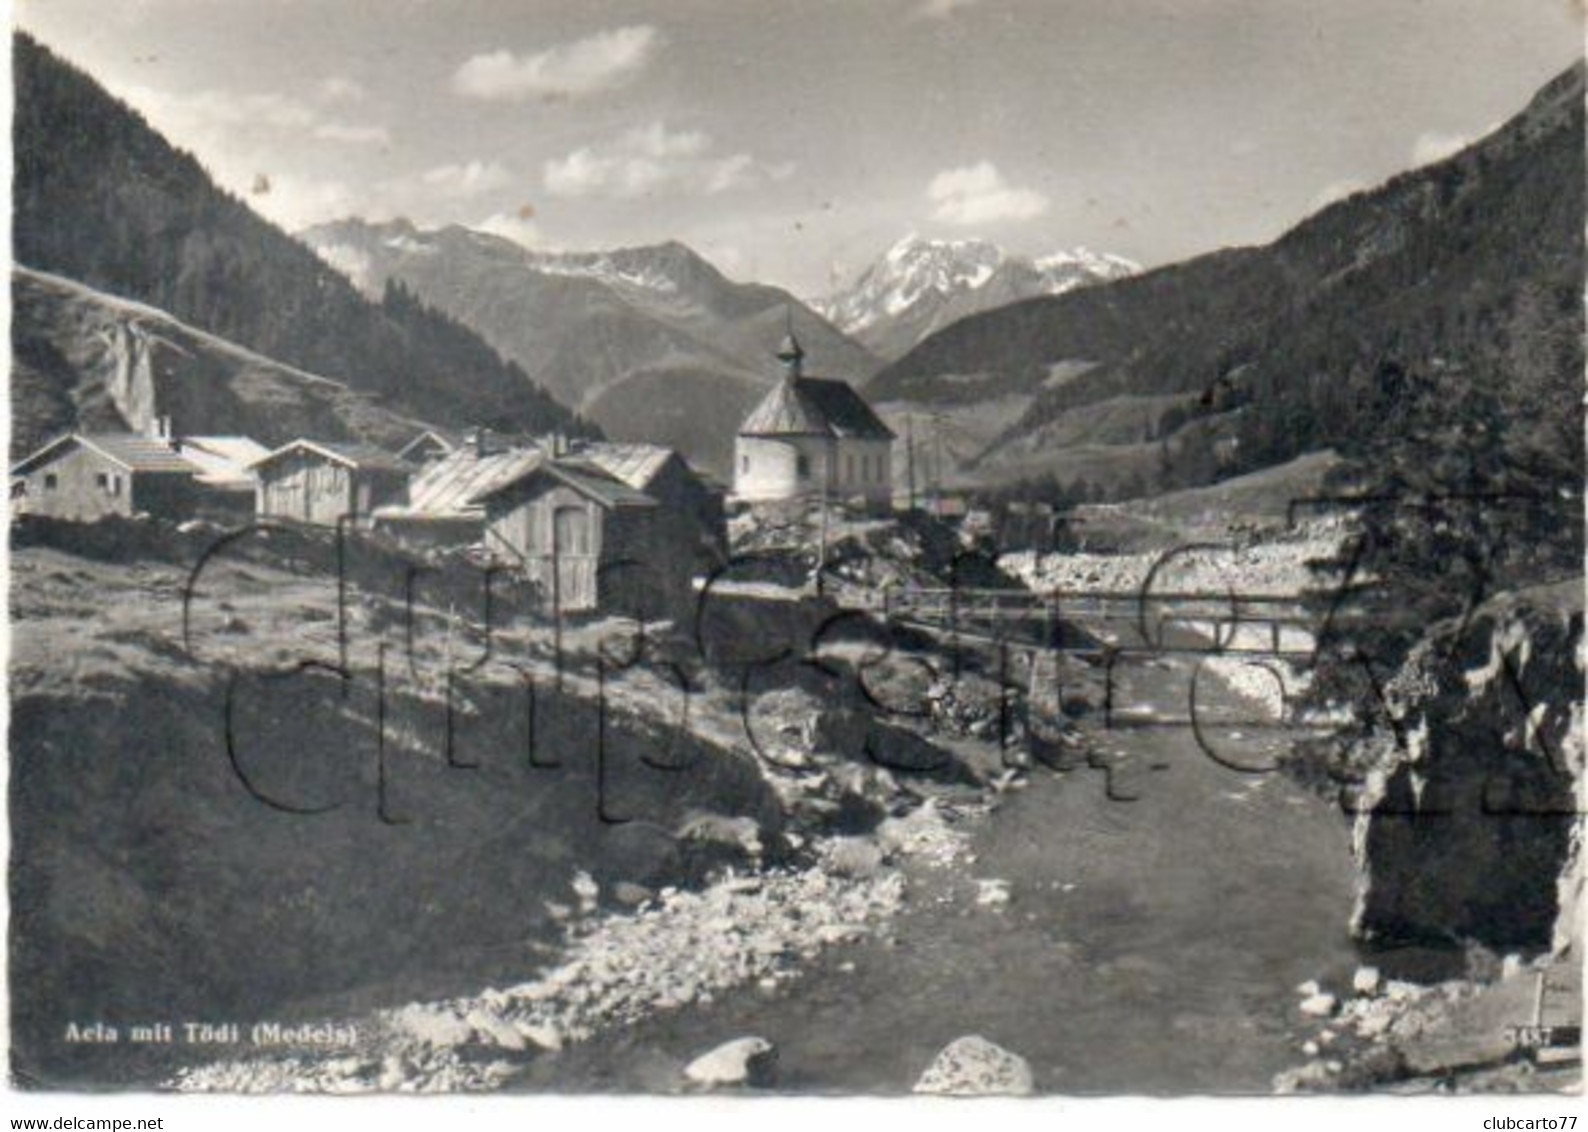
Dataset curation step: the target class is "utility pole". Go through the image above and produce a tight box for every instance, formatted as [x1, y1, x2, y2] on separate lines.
[905, 412, 917, 513]
[815, 441, 832, 595]
[931, 413, 946, 510]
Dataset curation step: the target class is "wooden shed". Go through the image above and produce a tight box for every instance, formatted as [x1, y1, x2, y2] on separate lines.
[574, 441, 728, 563]
[10, 433, 201, 521]
[472, 458, 695, 620]
[251, 439, 411, 526]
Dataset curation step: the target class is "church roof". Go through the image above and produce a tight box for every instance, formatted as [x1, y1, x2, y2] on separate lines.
[738, 376, 894, 440]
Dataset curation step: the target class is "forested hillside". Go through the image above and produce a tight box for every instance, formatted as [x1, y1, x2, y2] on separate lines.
[12, 33, 590, 440]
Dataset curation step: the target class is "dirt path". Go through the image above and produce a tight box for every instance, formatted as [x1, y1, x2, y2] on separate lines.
[508, 652, 1361, 1094]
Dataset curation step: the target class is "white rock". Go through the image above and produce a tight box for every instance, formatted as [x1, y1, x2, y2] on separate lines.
[683, 1036, 778, 1088]
[465, 1008, 526, 1051]
[571, 870, 600, 912]
[817, 923, 866, 944]
[516, 1022, 562, 1051]
[975, 879, 1012, 907]
[1352, 966, 1382, 996]
[1299, 993, 1338, 1018]
[914, 1035, 1035, 1096]
[1357, 1011, 1393, 1039]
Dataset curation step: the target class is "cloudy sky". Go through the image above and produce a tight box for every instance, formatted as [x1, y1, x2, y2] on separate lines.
[15, 0, 1583, 295]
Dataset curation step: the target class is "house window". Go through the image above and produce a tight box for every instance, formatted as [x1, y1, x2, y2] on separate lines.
[741, 454, 750, 474]
[95, 472, 122, 495]
[43, 473, 58, 491]
[846, 454, 855, 482]
[796, 454, 810, 478]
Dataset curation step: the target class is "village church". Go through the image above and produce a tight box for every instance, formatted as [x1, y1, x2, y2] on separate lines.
[732, 332, 894, 508]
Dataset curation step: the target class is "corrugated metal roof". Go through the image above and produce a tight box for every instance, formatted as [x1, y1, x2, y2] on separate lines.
[176, 436, 271, 486]
[737, 377, 894, 440]
[574, 442, 674, 489]
[12, 433, 200, 475]
[396, 445, 545, 518]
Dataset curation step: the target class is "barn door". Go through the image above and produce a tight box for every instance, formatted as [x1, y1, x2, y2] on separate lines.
[552, 505, 594, 610]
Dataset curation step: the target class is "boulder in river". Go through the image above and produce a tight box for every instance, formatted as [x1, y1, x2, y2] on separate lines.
[914, 1035, 1035, 1095]
[1299, 992, 1338, 1018]
[683, 1036, 778, 1088]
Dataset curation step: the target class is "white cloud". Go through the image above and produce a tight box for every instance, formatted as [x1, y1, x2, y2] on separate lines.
[312, 122, 390, 146]
[1411, 130, 1472, 165]
[247, 171, 360, 231]
[453, 25, 660, 101]
[312, 241, 379, 295]
[926, 161, 1049, 225]
[318, 76, 367, 103]
[122, 82, 389, 155]
[543, 122, 792, 199]
[477, 211, 545, 249]
[422, 160, 514, 198]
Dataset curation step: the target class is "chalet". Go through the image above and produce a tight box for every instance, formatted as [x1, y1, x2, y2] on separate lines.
[471, 455, 697, 620]
[11, 433, 200, 521]
[733, 332, 894, 509]
[395, 428, 462, 467]
[251, 439, 411, 526]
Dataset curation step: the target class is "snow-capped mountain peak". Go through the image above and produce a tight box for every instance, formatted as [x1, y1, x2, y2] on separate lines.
[816, 234, 1139, 357]
[826, 234, 1009, 330]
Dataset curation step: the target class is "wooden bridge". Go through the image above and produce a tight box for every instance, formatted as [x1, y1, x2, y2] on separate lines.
[852, 584, 1318, 658]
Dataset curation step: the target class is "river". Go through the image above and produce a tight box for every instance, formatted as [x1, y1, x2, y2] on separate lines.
[510, 650, 1362, 1094]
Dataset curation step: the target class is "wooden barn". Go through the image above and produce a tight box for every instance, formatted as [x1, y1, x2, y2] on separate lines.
[573, 441, 728, 563]
[251, 439, 411, 526]
[10, 433, 201, 521]
[371, 438, 542, 550]
[472, 457, 697, 620]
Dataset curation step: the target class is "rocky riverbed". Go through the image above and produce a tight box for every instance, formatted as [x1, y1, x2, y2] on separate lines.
[171, 798, 980, 1092]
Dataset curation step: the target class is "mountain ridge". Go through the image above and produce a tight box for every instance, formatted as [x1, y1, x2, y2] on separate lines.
[12, 32, 590, 446]
[301, 217, 880, 475]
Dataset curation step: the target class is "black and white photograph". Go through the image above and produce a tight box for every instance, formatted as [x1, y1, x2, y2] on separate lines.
[3, 0, 1584, 1117]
